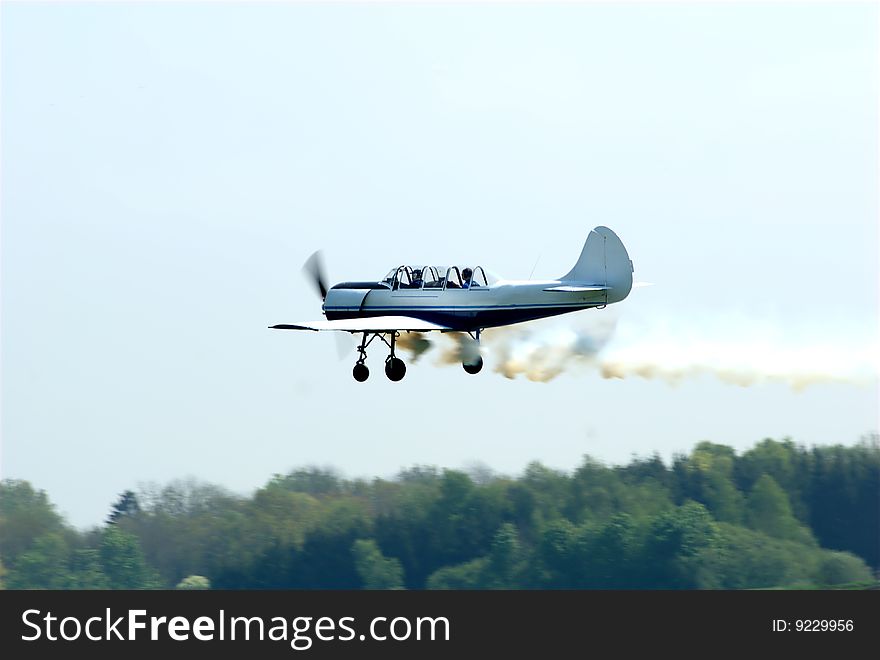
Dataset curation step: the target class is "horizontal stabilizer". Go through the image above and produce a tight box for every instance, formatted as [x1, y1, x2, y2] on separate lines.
[543, 285, 610, 293]
[270, 316, 451, 333]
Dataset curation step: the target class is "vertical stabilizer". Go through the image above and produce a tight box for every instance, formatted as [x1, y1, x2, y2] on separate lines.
[561, 226, 633, 302]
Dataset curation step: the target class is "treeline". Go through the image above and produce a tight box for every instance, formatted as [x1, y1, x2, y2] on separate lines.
[1, 437, 878, 590]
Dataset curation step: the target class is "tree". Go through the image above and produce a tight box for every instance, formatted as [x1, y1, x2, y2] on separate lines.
[176, 575, 211, 590]
[676, 442, 745, 524]
[279, 500, 371, 589]
[746, 475, 815, 546]
[816, 552, 873, 587]
[106, 490, 141, 525]
[735, 439, 807, 519]
[272, 468, 344, 496]
[642, 501, 720, 588]
[807, 442, 880, 569]
[0, 480, 66, 567]
[582, 514, 641, 588]
[426, 558, 489, 589]
[521, 462, 570, 524]
[537, 519, 579, 588]
[3, 533, 71, 589]
[712, 523, 816, 589]
[353, 539, 404, 589]
[67, 549, 109, 589]
[99, 526, 160, 589]
[422, 470, 505, 577]
[485, 523, 524, 588]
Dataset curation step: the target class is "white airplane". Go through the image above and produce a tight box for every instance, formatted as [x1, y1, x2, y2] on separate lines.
[271, 226, 634, 382]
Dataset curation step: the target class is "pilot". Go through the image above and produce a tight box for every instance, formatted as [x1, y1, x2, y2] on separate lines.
[412, 268, 423, 288]
[461, 267, 478, 289]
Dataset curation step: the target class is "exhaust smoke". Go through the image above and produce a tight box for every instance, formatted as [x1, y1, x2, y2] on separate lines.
[393, 315, 878, 389]
[395, 332, 432, 363]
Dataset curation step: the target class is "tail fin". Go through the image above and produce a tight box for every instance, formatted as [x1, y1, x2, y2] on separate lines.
[561, 226, 633, 302]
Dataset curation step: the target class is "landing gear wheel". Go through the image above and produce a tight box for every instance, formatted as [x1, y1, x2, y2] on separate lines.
[352, 363, 369, 382]
[385, 357, 406, 382]
[463, 356, 483, 374]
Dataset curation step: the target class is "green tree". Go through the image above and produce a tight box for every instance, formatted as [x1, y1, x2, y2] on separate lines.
[583, 514, 641, 588]
[273, 468, 344, 496]
[746, 475, 815, 546]
[99, 526, 160, 589]
[735, 439, 808, 519]
[712, 523, 818, 588]
[521, 462, 570, 525]
[642, 501, 720, 588]
[426, 558, 489, 589]
[4, 533, 71, 589]
[678, 442, 745, 524]
[68, 549, 110, 589]
[485, 523, 526, 588]
[107, 490, 141, 525]
[0, 480, 67, 567]
[815, 552, 873, 587]
[807, 440, 880, 569]
[176, 575, 211, 589]
[128, 480, 247, 587]
[537, 519, 579, 587]
[421, 470, 505, 580]
[353, 539, 404, 589]
[265, 499, 370, 589]
[372, 470, 442, 589]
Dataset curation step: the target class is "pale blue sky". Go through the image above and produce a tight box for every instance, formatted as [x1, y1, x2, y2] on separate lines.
[2, 2, 877, 528]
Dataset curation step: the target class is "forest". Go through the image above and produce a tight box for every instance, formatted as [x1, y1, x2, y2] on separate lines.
[1, 437, 877, 590]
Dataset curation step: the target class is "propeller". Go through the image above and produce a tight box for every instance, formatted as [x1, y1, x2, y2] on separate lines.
[302, 250, 329, 301]
[302, 250, 351, 358]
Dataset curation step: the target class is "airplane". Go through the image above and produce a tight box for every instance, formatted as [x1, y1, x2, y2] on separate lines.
[270, 225, 634, 382]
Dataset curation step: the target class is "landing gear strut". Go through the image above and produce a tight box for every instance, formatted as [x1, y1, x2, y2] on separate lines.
[351, 331, 407, 382]
[352, 332, 373, 382]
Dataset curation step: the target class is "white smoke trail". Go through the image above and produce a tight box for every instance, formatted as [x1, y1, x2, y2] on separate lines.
[395, 314, 879, 390]
[595, 317, 879, 391]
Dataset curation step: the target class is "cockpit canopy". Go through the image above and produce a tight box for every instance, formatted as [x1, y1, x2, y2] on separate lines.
[382, 265, 498, 291]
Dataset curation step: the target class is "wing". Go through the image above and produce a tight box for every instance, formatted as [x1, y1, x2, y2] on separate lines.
[270, 315, 451, 332]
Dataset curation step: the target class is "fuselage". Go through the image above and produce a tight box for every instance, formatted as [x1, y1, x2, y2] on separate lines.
[323, 279, 620, 331]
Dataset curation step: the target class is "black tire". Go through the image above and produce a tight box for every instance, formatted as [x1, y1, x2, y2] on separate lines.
[385, 357, 406, 381]
[463, 356, 483, 374]
[352, 363, 369, 382]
